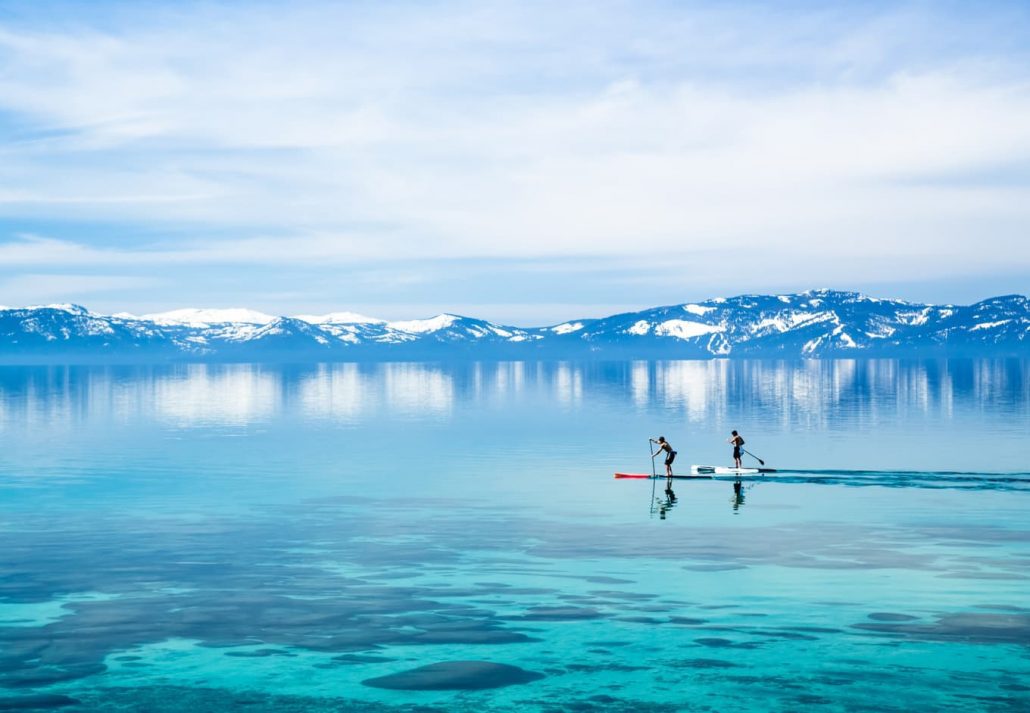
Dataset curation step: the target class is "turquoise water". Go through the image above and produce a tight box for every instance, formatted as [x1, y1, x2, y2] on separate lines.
[0, 359, 1028, 711]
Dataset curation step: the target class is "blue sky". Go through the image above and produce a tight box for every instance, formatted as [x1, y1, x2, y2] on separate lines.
[0, 0, 1028, 324]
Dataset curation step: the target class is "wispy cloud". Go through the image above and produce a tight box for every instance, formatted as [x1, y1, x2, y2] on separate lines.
[0, 273, 161, 304]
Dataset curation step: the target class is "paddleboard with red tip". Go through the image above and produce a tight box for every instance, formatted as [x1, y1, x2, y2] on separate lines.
[614, 472, 712, 480]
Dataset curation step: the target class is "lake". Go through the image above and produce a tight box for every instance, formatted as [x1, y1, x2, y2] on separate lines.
[0, 359, 1028, 711]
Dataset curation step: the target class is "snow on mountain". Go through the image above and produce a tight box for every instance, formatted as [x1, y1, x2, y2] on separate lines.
[225, 317, 333, 348]
[654, 319, 724, 340]
[138, 308, 278, 327]
[683, 304, 715, 316]
[0, 291, 1026, 362]
[380, 314, 535, 345]
[550, 322, 586, 334]
[387, 314, 460, 334]
[2, 303, 94, 316]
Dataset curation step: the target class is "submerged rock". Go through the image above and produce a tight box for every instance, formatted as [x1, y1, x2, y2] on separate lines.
[361, 660, 543, 690]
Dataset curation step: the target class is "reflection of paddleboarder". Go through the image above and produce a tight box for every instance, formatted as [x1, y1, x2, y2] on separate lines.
[651, 436, 677, 476]
[732, 480, 745, 512]
[727, 430, 745, 469]
[658, 486, 677, 520]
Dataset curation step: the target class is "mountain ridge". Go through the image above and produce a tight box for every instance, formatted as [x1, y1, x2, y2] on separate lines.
[0, 290, 1026, 363]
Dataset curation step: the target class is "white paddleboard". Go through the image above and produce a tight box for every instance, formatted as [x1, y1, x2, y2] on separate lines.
[690, 465, 776, 476]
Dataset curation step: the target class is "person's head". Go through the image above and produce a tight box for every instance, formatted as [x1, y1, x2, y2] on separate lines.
[657, 436, 666, 443]
[731, 430, 738, 436]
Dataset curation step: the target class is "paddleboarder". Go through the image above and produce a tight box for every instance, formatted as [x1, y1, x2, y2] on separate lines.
[727, 430, 745, 469]
[651, 436, 677, 476]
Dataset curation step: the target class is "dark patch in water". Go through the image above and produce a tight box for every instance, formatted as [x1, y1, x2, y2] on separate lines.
[331, 653, 395, 664]
[815, 674, 859, 687]
[795, 694, 832, 705]
[564, 663, 649, 673]
[588, 590, 655, 601]
[0, 664, 106, 689]
[667, 617, 708, 626]
[694, 637, 761, 649]
[614, 616, 663, 625]
[683, 563, 748, 571]
[868, 613, 919, 622]
[361, 660, 543, 690]
[757, 630, 820, 641]
[976, 604, 1028, 612]
[223, 648, 295, 658]
[682, 658, 738, 669]
[510, 607, 604, 621]
[534, 695, 682, 713]
[854, 612, 1030, 645]
[74, 685, 451, 711]
[0, 694, 79, 710]
[939, 570, 1027, 581]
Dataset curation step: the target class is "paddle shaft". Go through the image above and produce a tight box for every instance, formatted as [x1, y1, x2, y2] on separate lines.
[742, 448, 765, 466]
[648, 439, 658, 517]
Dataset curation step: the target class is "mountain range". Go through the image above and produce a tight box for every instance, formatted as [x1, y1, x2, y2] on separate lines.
[0, 290, 1026, 363]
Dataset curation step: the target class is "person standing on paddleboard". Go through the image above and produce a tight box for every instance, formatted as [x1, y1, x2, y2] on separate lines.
[727, 430, 745, 469]
[652, 436, 677, 477]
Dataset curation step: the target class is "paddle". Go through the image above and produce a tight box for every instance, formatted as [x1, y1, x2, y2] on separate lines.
[742, 448, 765, 466]
[648, 438, 658, 517]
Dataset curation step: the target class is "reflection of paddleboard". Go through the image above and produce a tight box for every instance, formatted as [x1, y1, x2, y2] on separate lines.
[614, 472, 711, 480]
[691, 465, 777, 475]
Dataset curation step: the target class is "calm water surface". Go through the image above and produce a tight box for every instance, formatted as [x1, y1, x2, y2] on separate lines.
[0, 360, 1028, 711]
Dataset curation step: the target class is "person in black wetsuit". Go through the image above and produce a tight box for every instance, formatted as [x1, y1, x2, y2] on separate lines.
[651, 436, 677, 476]
[727, 430, 745, 469]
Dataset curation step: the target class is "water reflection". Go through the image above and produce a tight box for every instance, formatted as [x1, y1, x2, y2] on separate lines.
[383, 363, 453, 417]
[731, 481, 747, 512]
[296, 363, 366, 420]
[152, 364, 280, 426]
[0, 359, 1026, 430]
[653, 484, 677, 520]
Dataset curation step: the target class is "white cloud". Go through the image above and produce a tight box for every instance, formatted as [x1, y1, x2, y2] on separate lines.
[0, 1, 1027, 305]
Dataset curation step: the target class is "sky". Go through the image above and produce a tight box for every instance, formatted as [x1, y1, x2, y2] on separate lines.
[0, 0, 1028, 325]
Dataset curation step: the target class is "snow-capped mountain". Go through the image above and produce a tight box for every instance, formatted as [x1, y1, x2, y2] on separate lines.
[0, 290, 1026, 363]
